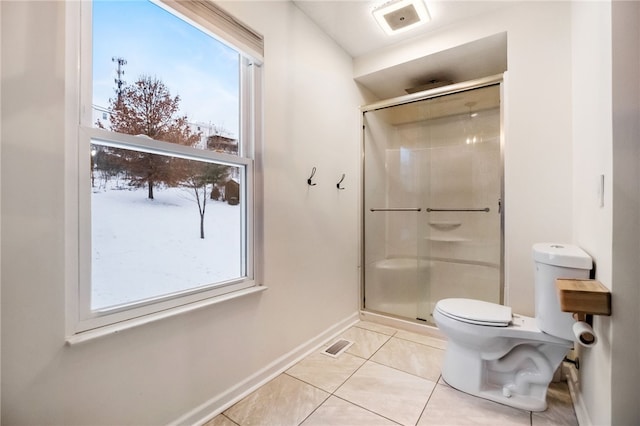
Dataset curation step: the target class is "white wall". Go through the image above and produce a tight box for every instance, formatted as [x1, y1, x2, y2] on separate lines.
[571, 2, 614, 424]
[609, 1, 640, 424]
[572, 2, 640, 424]
[0, 1, 362, 424]
[355, 2, 574, 317]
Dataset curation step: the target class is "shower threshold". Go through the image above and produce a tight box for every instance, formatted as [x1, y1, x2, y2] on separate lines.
[359, 309, 445, 340]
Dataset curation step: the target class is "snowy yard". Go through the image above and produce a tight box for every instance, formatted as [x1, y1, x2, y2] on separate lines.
[91, 185, 242, 310]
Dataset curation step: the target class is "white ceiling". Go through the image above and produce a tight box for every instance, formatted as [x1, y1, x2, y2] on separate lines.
[292, 1, 514, 58]
[292, 1, 513, 99]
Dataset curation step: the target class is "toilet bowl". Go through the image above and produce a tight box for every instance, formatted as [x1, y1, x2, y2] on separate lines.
[433, 243, 592, 412]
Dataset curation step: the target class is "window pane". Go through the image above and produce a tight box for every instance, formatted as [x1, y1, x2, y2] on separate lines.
[90, 142, 245, 311]
[92, 0, 240, 153]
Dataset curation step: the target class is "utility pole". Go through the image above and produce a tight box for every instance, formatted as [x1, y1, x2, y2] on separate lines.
[112, 56, 127, 103]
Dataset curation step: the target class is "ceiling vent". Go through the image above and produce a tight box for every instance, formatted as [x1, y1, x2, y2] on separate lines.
[405, 79, 454, 94]
[373, 0, 430, 35]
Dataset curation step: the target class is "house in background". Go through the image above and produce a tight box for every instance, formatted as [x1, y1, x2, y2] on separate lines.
[207, 134, 238, 154]
[1, 1, 638, 425]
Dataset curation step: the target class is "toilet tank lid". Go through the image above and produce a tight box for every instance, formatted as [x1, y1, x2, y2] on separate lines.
[532, 243, 592, 269]
[436, 298, 512, 325]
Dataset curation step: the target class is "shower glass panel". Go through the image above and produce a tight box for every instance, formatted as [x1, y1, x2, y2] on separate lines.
[362, 83, 502, 324]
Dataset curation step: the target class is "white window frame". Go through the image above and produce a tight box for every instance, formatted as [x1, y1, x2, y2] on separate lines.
[65, 0, 264, 340]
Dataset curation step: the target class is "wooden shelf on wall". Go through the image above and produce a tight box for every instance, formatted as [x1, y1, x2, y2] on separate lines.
[556, 279, 611, 316]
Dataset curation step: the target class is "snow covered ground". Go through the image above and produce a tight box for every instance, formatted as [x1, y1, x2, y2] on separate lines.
[91, 184, 242, 310]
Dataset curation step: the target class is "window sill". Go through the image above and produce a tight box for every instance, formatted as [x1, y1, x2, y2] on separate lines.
[66, 285, 268, 345]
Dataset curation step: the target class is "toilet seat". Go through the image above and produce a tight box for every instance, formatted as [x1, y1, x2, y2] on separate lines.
[435, 298, 512, 327]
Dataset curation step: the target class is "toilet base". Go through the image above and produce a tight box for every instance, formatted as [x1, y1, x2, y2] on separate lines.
[440, 375, 549, 412]
[440, 339, 571, 412]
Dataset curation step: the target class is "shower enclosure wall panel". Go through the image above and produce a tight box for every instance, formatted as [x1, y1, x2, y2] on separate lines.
[363, 83, 503, 324]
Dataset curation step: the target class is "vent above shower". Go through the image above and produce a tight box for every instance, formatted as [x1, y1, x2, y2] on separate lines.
[405, 79, 454, 94]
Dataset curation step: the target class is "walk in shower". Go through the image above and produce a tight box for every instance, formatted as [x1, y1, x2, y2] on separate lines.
[362, 78, 503, 325]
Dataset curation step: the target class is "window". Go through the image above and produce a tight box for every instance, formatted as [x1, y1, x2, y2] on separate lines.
[69, 0, 263, 335]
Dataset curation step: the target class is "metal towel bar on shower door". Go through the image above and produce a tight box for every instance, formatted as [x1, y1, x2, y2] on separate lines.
[370, 208, 422, 212]
[370, 207, 490, 212]
[426, 207, 490, 212]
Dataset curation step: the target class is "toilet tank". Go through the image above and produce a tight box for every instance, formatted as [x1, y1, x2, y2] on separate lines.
[533, 243, 592, 340]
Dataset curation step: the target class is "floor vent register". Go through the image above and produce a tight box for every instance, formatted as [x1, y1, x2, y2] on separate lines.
[322, 339, 353, 358]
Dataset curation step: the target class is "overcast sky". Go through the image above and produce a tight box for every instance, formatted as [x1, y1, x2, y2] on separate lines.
[92, 0, 240, 137]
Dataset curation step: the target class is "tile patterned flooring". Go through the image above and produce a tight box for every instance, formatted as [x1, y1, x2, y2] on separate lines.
[205, 321, 579, 426]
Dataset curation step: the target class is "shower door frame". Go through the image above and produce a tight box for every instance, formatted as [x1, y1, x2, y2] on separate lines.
[359, 74, 505, 318]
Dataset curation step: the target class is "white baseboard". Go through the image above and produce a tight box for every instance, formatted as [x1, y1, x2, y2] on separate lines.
[565, 363, 592, 426]
[169, 311, 360, 426]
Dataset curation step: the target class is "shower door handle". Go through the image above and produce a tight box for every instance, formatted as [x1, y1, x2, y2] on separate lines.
[370, 208, 422, 212]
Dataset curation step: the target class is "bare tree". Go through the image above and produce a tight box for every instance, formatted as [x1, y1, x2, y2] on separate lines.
[97, 75, 200, 199]
[178, 161, 231, 239]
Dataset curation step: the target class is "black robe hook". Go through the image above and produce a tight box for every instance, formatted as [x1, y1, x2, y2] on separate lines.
[307, 167, 317, 186]
[337, 173, 346, 190]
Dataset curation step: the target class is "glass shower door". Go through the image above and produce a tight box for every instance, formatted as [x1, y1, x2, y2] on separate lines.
[362, 83, 502, 324]
[363, 108, 425, 320]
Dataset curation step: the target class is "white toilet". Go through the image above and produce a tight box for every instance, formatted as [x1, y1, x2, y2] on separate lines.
[433, 243, 592, 411]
